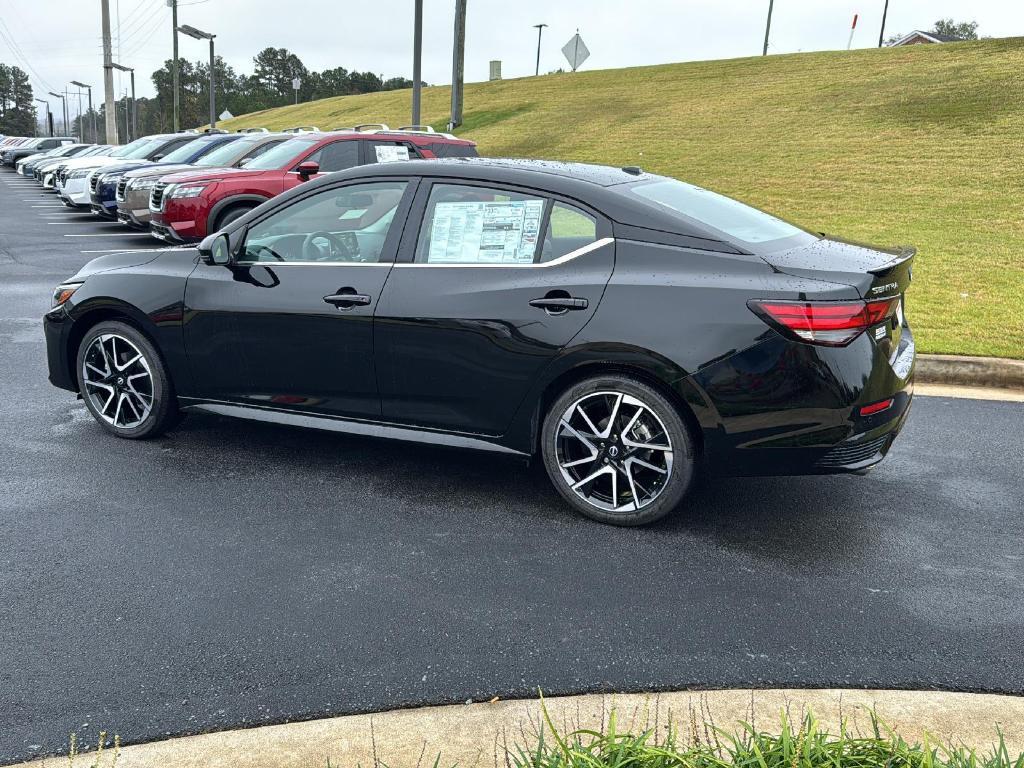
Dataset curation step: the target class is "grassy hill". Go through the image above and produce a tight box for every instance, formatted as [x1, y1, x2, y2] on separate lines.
[219, 39, 1024, 359]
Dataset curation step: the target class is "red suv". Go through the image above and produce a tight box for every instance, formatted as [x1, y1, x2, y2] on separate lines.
[148, 125, 477, 242]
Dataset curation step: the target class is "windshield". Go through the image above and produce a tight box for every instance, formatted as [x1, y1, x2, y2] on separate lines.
[244, 138, 316, 170]
[111, 137, 158, 158]
[628, 178, 814, 248]
[158, 137, 219, 164]
[194, 136, 260, 167]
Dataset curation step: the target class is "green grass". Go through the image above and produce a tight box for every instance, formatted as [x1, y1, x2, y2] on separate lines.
[218, 39, 1024, 358]
[503, 701, 1024, 768]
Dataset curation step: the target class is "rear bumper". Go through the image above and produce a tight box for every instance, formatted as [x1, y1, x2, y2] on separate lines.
[694, 328, 916, 477]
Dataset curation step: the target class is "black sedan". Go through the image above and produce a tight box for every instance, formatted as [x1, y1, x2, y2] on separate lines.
[43, 159, 915, 525]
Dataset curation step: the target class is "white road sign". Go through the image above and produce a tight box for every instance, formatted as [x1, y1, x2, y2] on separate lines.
[219, 110, 233, 120]
[561, 33, 590, 71]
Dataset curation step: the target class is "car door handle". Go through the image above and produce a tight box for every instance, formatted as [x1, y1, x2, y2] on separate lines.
[529, 297, 589, 312]
[323, 291, 372, 308]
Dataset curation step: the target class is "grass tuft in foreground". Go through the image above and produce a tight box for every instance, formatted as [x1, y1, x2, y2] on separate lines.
[505, 694, 1024, 768]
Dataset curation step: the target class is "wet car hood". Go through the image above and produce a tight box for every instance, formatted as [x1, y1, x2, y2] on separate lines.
[72, 248, 189, 280]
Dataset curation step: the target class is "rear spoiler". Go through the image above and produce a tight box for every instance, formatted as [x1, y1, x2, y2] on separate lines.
[868, 245, 915, 277]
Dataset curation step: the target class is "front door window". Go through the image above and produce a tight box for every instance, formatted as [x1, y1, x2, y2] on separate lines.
[241, 181, 409, 264]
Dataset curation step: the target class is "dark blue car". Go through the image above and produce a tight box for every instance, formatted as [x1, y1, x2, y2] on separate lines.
[89, 133, 243, 219]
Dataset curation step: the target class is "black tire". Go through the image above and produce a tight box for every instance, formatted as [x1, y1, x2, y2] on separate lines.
[75, 320, 178, 439]
[213, 204, 254, 231]
[541, 375, 696, 526]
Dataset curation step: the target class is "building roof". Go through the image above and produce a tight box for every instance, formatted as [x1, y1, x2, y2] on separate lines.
[890, 30, 964, 45]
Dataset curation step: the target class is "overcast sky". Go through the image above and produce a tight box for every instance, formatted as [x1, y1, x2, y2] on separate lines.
[2, 0, 1022, 115]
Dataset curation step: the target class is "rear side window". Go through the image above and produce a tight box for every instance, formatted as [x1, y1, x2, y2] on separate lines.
[307, 140, 360, 172]
[429, 142, 478, 158]
[366, 141, 416, 163]
[540, 202, 597, 263]
[415, 183, 546, 265]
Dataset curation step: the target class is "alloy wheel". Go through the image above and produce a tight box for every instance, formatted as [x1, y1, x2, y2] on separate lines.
[554, 391, 674, 514]
[81, 333, 154, 429]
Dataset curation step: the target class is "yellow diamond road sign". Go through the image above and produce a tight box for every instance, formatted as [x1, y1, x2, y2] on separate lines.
[561, 33, 590, 72]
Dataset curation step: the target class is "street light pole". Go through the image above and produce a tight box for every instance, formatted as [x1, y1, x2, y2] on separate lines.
[878, 0, 890, 47]
[178, 25, 217, 129]
[449, 0, 467, 130]
[171, 0, 180, 131]
[71, 81, 94, 143]
[763, 0, 774, 55]
[411, 0, 423, 125]
[33, 98, 51, 137]
[48, 92, 67, 135]
[533, 23, 547, 76]
[111, 64, 136, 140]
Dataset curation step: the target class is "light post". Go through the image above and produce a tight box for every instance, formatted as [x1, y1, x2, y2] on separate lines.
[533, 23, 548, 76]
[411, 0, 423, 125]
[71, 81, 94, 143]
[763, 0, 774, 55]
[110, 63, 136, 141]
[178, 24, 217, 130]
[48, 91, 68, 135]
[34, 98, 52, 137]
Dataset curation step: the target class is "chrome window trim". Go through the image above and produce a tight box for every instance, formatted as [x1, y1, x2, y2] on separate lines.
[395, 236, 614, 269]
[232, 260, 392, 267]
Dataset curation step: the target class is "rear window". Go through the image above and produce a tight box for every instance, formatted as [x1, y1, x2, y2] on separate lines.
[429, 142, 478, 158]
[627, 178, 813, 248]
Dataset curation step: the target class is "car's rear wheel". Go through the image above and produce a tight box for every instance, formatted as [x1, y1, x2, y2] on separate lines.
[541, 375, 696, 526]
[213, 203, 255, 231]
[75, 321, 178, 439]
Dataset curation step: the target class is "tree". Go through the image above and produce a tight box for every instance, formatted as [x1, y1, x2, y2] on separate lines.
[0, 63, 36, 136]
[932, 19, 979, 40]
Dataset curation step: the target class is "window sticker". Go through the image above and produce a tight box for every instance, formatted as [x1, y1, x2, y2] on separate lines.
[427, 199, 544, 264]
[374, 144, 410, 163]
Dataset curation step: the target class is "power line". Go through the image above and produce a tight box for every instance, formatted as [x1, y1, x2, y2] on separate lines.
[0, 15, 56, 93]
[122, 8, 169, 60]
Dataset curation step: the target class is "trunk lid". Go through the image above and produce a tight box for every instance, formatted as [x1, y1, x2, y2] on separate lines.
[760, 236, 915, 377]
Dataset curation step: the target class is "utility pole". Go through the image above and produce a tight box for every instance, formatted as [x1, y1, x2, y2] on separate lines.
[762, 0, 774, 55]
[533, 23, 547, 76]
[449, 0, 467, 130]
[878, 0, 890, 46]
[171, 0, 180, 131]
[101, 0, 118, 143]
[411, 0, 423, 125]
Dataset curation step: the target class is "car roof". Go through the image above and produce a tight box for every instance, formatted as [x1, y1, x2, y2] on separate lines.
[318, 158, 745, 252]
[338, 157, 650, 187]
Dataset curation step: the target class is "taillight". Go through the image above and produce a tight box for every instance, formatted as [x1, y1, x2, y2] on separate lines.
[747, 298, 899, 347]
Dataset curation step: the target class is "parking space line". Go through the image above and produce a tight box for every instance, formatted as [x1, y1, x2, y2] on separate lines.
[80, 247, 173, 253]
[63, 232, 149, 237]
[31, 204, 67, 208]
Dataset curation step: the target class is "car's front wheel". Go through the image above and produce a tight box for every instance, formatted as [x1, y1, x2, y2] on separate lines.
[75, 320, 178, 439]
[541, 375, 696, 526]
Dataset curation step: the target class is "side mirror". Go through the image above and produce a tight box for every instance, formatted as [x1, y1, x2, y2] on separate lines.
[198, 232, 232, 265]
[152, 153, 165, 161]
[295, 160, 319, 180]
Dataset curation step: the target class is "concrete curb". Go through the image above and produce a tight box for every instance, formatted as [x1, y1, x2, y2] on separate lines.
[20, 689, 1024, 768]
[917, 354, 1024, 391]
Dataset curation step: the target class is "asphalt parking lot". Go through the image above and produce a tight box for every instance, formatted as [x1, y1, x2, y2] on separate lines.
[1, 170, 1022, 764]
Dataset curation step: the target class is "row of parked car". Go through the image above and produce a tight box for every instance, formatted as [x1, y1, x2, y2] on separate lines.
[1, 124, 477, 243]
